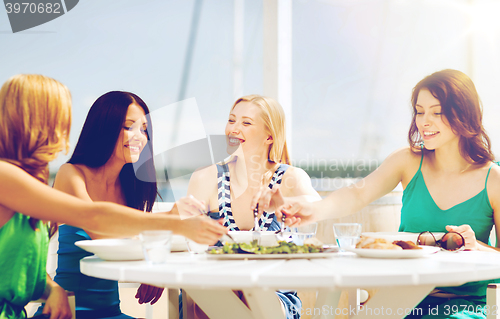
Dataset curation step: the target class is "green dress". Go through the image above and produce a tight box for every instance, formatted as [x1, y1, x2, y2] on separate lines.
[0, 213, 48, 319]
[399, 152, 495, 319]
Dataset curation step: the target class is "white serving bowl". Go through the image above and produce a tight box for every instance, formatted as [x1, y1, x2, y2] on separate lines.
[228, 231, 279, 246]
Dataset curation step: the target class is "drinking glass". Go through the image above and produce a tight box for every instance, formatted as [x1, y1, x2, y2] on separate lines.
[185, 238, 209, 254]
[139, 230, 172, 264]
[291, 223, 318, 245]
[333, 223, 362, 251]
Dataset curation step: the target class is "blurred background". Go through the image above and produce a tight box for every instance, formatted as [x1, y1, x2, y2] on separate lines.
[2, 0, 500, 200]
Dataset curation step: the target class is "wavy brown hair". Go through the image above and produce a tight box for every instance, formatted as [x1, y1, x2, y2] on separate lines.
[408, 69, 493, 164]
[0, 74, 71, 232]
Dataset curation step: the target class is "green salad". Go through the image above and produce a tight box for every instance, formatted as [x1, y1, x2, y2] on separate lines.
[209, 240, 324, 255]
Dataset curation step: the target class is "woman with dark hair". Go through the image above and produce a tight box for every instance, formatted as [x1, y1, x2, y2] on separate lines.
[43, 91, 191, 318]
[0, 75, 226, 319]
[254, 69, 500, 318]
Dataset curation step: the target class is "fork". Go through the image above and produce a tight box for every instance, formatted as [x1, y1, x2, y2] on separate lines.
[252, 204, 261, 244]
[275, 211, 287, 241]
[275, 212, 286, 233]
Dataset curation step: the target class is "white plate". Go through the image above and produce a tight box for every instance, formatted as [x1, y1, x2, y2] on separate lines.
[347, 246, 440, 259]
[76, 235, 188, 260]
[76, 238, 144, 261]
[206, 251, 337, 260]
[361, 232, 446, 245]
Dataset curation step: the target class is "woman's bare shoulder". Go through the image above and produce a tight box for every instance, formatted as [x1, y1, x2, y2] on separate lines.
[190, 164, 218, 182]
[57, 163, 83, 174]
[486, 163, 500, 209]
[279, 165, 320, 198]
[385, 146, 422, 164]
[282, 166, 310, 181]
[54, 163, 89, 190]
[187, 164, 219, 204]
[377, 147, 423, 186]
[0, 160, 18, 172]
[486, 162, 500, 185]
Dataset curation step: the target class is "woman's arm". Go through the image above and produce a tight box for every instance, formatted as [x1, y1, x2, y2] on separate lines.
[268, 148, 413, 225]
[0, 162, 227, 243]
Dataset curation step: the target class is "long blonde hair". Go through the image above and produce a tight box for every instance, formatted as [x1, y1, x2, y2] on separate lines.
[231, 94, 290, 165]
[0, 74, 71, 184]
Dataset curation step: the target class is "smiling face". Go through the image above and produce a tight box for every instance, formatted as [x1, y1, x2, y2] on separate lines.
[225, 101, 273, 157]
[110, 103, 148, 165]
[415, 89, 459, 151]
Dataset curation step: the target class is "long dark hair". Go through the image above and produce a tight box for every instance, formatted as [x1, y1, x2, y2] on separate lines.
[69, 91, 158, 212]
[408, 69, 494, 164]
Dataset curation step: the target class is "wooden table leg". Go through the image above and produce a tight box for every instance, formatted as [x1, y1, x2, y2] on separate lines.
[242, 289, 286, 319]
[351, 285, 434, 319]
[312, 289, 342, 319]
[183, 288, 254, 319]
[168, 288, 180, 319]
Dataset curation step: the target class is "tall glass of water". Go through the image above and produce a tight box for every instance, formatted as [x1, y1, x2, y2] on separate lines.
[333, 223, 362, 252]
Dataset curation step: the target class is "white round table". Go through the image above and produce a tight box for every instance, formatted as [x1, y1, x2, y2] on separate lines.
[81, 250, 500, 319]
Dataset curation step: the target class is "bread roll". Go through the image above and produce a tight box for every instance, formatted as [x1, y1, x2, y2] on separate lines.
[356, 236, 402, 250]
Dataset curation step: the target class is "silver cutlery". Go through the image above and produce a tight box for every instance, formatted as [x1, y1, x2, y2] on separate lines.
[252, 204, 261, 244]
[275, 211, 288, 241]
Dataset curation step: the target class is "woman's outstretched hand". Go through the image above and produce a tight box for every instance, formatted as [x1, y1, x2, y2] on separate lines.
[180, 214, 227, 245]
[250, 184, 285, 217]
[446, 224, 479, 250]
[176, 195, 207, 218]
[176, 195, 227, 245]
[275, 200, 317, 227]
[135, 284, 164, 305]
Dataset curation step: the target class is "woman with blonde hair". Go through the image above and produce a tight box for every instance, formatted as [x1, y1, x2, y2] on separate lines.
[0, 74, 227, 319]
[178, 94, 320, 319]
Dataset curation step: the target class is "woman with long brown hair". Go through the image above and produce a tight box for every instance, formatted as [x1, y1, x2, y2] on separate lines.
[255, 69, 500, 318]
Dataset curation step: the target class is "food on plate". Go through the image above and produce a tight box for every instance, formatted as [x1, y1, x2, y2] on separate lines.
[209, 240, 324, 255]
[393, 240, 422, 250]
[304, 237, 324, 247]
[356, 236, 402, 250]
[356, 236, 422, 250]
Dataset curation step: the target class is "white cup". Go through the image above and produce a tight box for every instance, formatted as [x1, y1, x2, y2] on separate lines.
[291, 223, 318, 245]
[139, 230, 172, 264]
[185, 239, 209, 254]
[333, 223, 362, 251]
